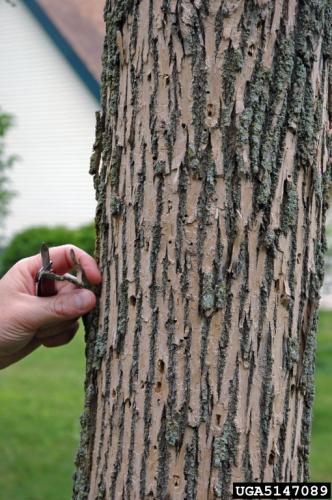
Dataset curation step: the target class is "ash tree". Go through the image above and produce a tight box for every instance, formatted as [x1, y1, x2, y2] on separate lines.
[73, 1, 332, 498]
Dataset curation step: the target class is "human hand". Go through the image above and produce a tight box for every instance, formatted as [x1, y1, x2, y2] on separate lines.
[0, 244, 102, 369]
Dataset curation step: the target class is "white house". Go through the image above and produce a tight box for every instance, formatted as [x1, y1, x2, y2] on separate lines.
[0, 0, 104, 241]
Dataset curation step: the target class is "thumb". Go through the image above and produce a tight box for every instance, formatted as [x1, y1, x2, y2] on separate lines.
[27, 289, 96, 328]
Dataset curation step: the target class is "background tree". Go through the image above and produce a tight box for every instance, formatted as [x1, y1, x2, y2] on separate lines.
[0, 110, 16, 239]
[73, 1, 332, 498]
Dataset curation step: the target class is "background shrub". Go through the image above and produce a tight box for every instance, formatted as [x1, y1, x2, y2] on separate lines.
[71, 223, 96, 257]
[0, 222, 95, 276]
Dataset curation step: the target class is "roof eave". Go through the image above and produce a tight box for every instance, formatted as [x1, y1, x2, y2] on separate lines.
[23, 0, 100, 101]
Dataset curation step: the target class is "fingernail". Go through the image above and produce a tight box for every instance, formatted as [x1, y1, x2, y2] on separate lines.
[74, 289, 94, 310]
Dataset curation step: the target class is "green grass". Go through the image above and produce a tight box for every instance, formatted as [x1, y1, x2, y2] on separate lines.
[0, 328, 85, 500]
[310, 310, 332, 482]
[0, 314, 331, 499]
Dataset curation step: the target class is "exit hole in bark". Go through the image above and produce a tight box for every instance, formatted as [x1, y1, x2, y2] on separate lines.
[155, 381, 162, 392]
[207, 104, 214, 116]
[158, 359, 165, 373]
[173, 475, 180, 487]
[130, 295, 136, 305]
[268, 450, 275, 464]
[112, 389, 116, 398]
[216, 414, 221, 426]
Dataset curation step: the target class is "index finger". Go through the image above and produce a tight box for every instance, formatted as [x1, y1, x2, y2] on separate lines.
[21, 244, 102, 285]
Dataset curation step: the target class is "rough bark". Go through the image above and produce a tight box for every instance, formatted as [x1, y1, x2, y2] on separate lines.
[73, 1, 332, 498]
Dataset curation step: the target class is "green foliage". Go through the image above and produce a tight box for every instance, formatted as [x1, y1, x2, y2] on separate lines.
[0, 110, 17, 233]
[71, 223, 96, 256]
[0, 223, 95, 276]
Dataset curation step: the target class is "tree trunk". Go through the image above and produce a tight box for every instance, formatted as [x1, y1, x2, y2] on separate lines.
[73, 1, 332, 498]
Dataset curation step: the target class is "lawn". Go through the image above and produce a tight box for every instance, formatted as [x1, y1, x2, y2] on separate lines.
[0, 328, 85, 500]
[310, 310, 332, 482]
[0, 314, 331, 499]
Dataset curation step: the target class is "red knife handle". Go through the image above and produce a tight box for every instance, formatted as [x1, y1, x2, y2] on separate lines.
[37, 276, 57, 297]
